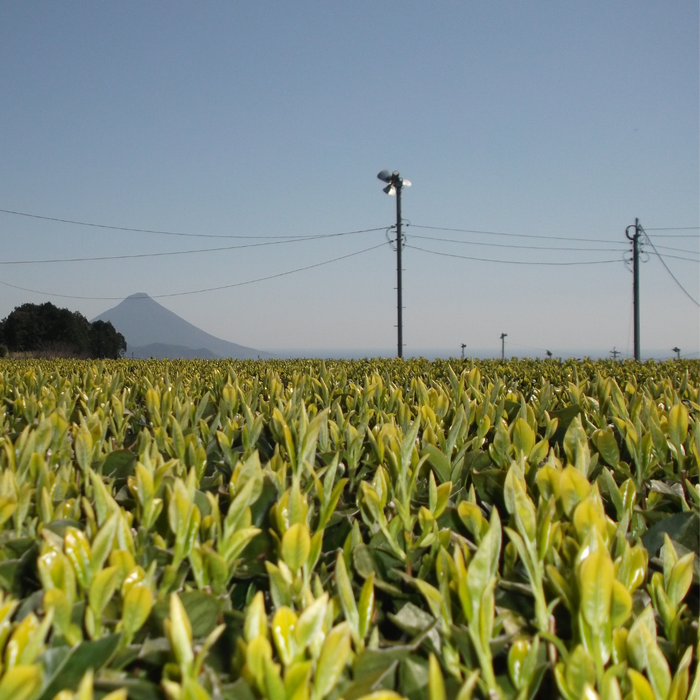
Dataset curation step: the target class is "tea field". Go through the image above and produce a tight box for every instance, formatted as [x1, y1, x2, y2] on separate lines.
[0, 358, 697, 700]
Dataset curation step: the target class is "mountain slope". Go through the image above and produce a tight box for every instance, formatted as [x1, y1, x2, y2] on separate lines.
[93, 293, 269, 359]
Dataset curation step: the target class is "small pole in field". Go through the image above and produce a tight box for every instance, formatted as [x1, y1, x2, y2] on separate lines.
[500, 333, 507, 361]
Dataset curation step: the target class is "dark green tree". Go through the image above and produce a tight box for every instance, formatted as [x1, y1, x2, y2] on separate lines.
[89, 320, 127, 359]
[0, 303, 126, 358]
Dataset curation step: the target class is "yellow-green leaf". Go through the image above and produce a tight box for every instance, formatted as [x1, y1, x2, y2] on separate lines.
[428, 653, 446, 700]
[271, 606, 298, 667]
[88, 565, 120, 616]
[313, 622, 351, 699]
[0, 664, 42, 700]
[121, 585, 153, 642]
[578, 547, 614, 629]
[166, 593, 194, 674]
[295, 594, 328, 651]
[281, 523, 311, 574]
[668, 403, 689, 447]
[64, 526, 93, 590]
[244, 591, 268, 642]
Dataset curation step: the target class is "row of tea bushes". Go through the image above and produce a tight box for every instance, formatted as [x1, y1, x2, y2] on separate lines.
[0, 358, 697, 699]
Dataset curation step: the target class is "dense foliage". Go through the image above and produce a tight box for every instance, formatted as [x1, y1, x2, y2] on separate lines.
[0, 357, 697, 700]
[0, 303, 126, 358]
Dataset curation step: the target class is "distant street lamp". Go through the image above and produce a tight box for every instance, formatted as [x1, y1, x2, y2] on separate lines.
[672, 346, 681, 360]
[461, 343, 466, 360]
[377, 170, 411, 358]
[500, 333, 507, 361]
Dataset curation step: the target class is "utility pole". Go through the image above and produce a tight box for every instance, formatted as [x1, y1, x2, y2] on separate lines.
[500, 333, 507, 361]
[610, 347, 620, 360]
[626, 219, 641, 361]
[672, 346, 681, 360]
[396, 183, 403, 359]
[461, 343, 466, 360]
[377, 170, 411, 358]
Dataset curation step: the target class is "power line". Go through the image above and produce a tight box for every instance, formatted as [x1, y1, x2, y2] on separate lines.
[645, 251, 700, 263]
[412, 223, 700, 243]
[638, 233, 699, 238]
[644, 226, 699, 231]
[405, 243, 621, 266]
[640, 227, 700, 307]
[410, 233, 628, 253]
[409, 233, 698, 259]
[0, 207, 385, 241]
[0, 242, 387, 300]
[0, 229, 386, 266]
[411, 224, 621, 244]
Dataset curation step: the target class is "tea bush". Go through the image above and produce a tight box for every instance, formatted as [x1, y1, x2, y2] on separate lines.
[0, 358, 697, 699]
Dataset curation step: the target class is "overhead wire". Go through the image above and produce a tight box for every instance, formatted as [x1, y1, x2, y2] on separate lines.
[0, 207, 385, 240]
[408, 232, 698, 258]
[644, 226, 699, 231]
[404, 243, 621, 266]
[411, 224, 623, 244]
[1, 204, 697, 311]
[409, 233, 628, 253]
[2, 229, 694, 266]
[0, 242, 387, 301]
[0, 228, 385, 265]
[640, 227, 700, 307]
[638, 233, 699, 238]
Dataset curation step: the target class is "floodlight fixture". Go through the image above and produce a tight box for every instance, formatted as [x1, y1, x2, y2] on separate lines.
[377, 170, 411, 197]
[377, 169, 410, 358]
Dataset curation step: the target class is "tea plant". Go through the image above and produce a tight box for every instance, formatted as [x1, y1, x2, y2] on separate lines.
[0, 357, 697, 699]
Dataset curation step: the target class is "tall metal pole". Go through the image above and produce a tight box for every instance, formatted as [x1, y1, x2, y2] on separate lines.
[626, 219, 641, 361]
[377, 170, 409, 359]
[501, 333, 507, 361]
[396, 183, 403, 358]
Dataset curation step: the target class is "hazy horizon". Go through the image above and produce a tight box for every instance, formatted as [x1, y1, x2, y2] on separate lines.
[262, 347, 697, 362]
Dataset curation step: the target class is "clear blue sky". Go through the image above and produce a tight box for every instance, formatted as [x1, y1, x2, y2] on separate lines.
[1, 2, 698, 359]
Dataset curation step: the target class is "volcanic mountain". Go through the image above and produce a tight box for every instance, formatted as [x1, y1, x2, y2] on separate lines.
[92, 293, 269, 359]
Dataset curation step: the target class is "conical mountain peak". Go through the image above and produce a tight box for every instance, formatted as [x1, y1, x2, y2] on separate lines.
[93, 294, 269, 359]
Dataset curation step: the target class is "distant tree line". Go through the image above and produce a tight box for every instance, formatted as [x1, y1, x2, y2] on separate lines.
[0, 302, 126, 359]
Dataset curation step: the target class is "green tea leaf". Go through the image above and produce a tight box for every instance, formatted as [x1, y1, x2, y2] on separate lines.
[313, 622, 351, 700]
[578, 547, 613, 629]
[281, 523, 311, 574]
